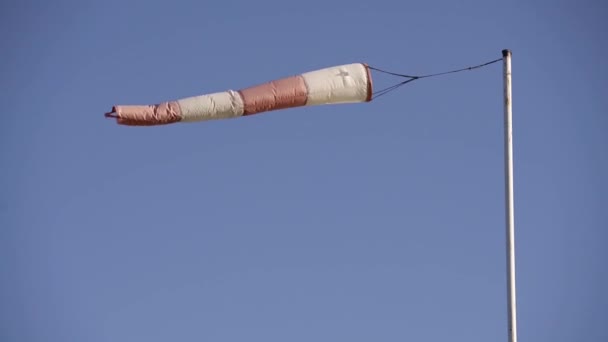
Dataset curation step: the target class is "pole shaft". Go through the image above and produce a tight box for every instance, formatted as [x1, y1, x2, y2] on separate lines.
[502, 49, 517, 342]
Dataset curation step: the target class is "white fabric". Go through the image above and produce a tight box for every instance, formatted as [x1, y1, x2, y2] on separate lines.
[178, 90, 244, 122]
[301, 63, 369, 106]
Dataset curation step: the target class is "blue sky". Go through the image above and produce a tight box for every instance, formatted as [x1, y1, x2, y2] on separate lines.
[1, 0, 606, 341]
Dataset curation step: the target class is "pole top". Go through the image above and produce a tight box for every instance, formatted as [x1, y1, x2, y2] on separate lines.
[502, 49, 512, 57]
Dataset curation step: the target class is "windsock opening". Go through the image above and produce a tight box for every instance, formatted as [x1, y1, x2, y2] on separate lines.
[104, 109, 118, 118]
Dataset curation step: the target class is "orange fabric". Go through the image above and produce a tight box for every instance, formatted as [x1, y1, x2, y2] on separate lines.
[238, 75, 308, 115]
[113, 102, 181, 126]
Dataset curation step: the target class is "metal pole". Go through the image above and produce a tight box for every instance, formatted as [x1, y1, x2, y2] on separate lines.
[502, 49, 517, 342]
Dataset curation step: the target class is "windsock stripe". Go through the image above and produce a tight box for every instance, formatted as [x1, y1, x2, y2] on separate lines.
[178, 90, 244, 122]
[111, 102, 181, 126]
[239, 75, 308, 116]
[301, 63, 371, 106]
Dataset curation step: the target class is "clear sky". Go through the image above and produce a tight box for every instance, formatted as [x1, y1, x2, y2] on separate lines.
[1, 0, 606, 341]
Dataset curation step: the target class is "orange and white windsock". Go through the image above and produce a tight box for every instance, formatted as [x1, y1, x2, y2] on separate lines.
[105, 63, 373, 126]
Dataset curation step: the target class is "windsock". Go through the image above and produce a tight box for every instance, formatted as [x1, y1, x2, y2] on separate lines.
[105, 63, 373, 126]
